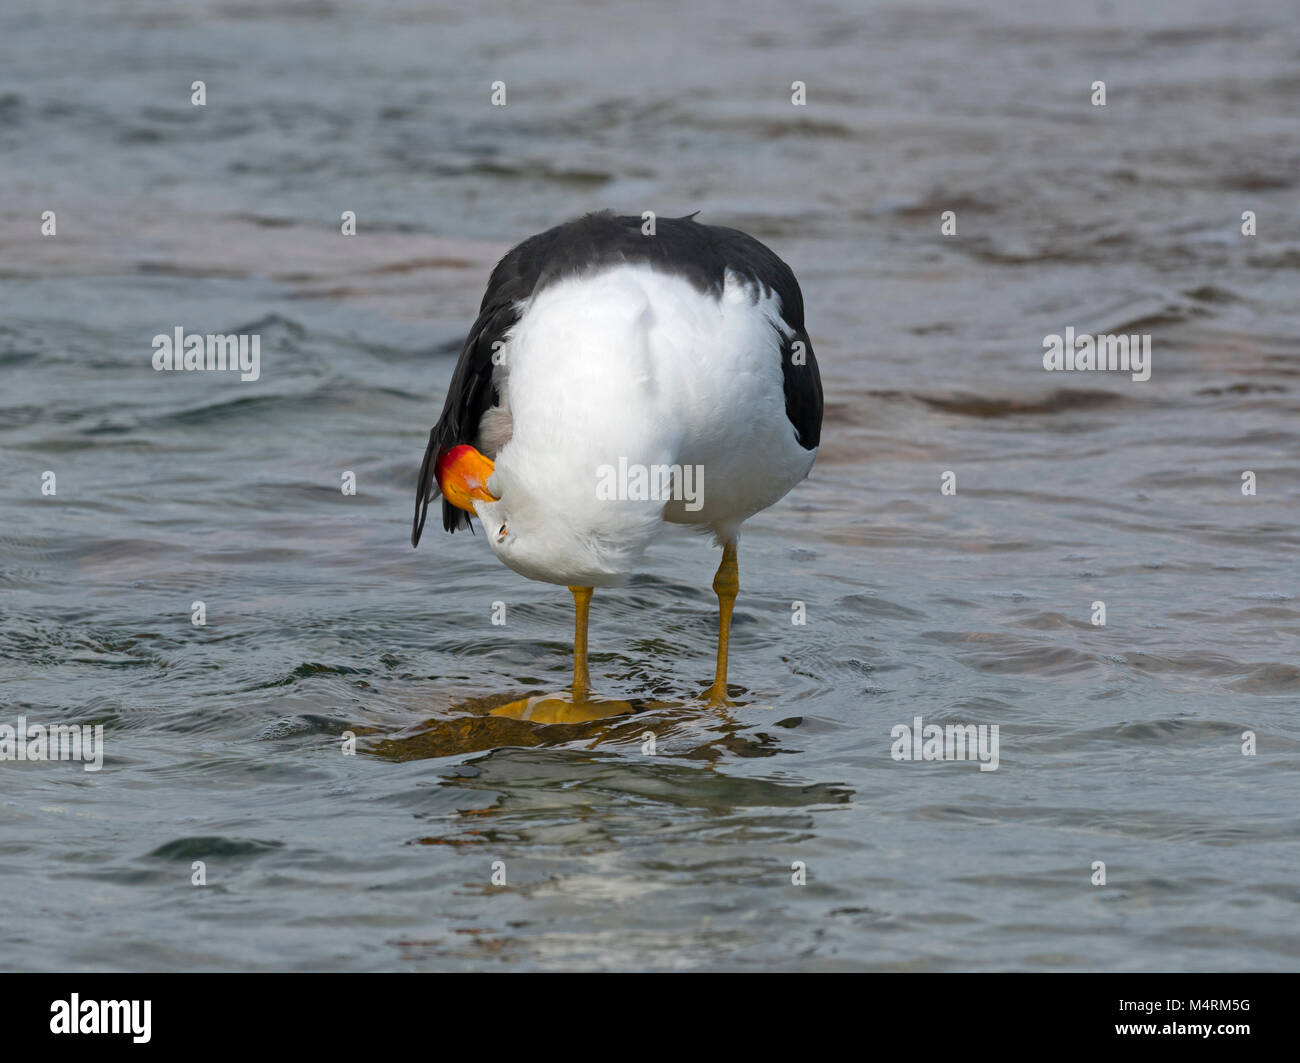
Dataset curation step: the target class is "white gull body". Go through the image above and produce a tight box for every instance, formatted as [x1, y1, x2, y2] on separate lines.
[471, 262, 817, 586]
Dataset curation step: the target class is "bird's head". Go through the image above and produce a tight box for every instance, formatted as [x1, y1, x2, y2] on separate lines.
[435, 444, 497, 514]
[437, 443, 637, 587]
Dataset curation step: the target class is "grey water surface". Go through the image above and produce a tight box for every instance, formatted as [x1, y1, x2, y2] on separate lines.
[1, 0, 1298, 970]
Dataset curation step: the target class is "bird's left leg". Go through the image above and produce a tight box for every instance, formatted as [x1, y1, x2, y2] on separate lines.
[706, 540, 739, 705]
[570, 585, 594, 703]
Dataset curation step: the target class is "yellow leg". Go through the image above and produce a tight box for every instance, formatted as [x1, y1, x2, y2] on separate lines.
[707, 541, 738, 705]
[570, 585, 593, 703]
[501, 559, 740, 719]
[491, 584, 637, 723]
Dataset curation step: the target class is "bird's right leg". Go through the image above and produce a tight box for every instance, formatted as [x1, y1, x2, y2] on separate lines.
[569, 585, 593, 703]
[490, 585, 633, 724]
[706, 540, 739, 705]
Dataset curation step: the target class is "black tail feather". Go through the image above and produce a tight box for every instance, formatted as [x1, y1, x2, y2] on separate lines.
[413, 428, 477, 546]
[412, 428, 439, 547]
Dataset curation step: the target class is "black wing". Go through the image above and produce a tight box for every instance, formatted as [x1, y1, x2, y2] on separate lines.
[412, 304, 512, 543]
[708, 224, 822, 450]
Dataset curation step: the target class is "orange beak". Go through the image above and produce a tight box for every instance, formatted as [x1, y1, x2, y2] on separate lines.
[436, 444, 498, 514]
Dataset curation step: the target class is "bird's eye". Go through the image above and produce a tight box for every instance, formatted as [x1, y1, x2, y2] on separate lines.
[497, 523, 508, 542]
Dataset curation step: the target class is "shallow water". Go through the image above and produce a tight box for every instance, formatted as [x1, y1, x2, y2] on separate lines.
[1, 0, 1298, 971]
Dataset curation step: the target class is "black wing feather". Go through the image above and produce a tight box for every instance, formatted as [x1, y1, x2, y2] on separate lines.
[411, 305, 516, 544]
[708, 225, 822, 449]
